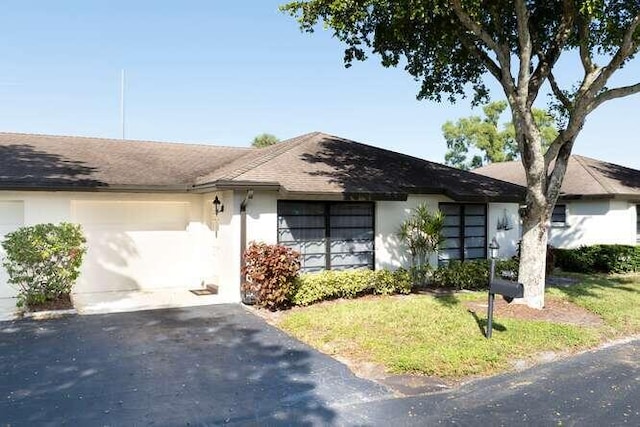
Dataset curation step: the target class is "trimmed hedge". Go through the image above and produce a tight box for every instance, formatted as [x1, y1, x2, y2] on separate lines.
[431, 259, 520, 290]
[555, 244, 640, 274]
[291, 268, 412, 306]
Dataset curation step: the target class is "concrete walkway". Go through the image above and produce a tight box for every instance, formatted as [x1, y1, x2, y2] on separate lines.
[71, 288, 236, 315]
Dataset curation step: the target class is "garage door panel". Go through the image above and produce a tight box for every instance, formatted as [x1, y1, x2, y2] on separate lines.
[73, 201, 201, 293]
[74, 201, 189, 230]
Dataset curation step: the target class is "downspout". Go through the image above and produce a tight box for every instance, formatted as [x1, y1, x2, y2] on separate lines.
[239, 189, 254, 301]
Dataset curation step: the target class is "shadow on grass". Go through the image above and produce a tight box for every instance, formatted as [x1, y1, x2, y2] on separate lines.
[468, 309, 506, 338]
[433, 294, 460, 308]
[550, 273, 640, 300]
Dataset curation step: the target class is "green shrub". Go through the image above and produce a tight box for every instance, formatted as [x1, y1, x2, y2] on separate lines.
[372, 268, 413, 295]
[241, 242, 301, 310]
[409, 264, 433, 287]
[2, 223, 87, 308]
[291, 268, 413, 306]
[432, 260, 490, 290]
[431, 259, 519, 290]
[593, 245, 640, 273]
[555, 245, 640, 274]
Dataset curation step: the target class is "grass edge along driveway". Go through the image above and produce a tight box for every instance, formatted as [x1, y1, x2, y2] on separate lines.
[277, 273, 640, 379]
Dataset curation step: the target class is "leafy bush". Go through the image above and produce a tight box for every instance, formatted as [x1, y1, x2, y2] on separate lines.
[241, 242, 301, 310]
[372, 268, 412, 295]
[431, 259, 520, 290]
[554, 246, 597, 273]
[409, 264, 433, 287]
[432, 260, 490, 290]
[555, 245, 640, 274]
[291, 268, 412, 306]
[2, 223, 87, 308]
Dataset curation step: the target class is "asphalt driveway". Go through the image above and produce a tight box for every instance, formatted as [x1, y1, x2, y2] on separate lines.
[0, 304, 391, 426]
[2, 304, 639, 426]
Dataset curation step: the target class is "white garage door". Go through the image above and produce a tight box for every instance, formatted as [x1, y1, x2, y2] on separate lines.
[73, 201, 202, 293]
[0, 201, 24, 304]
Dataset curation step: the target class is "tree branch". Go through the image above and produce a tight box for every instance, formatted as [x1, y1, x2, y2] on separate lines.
[527, 0, 575, 102]
[514, 0, 532, 97]
[450, 0, 514, 91]
[590, 83, 640, 112]
[544, 133, 564, 167]
[458, 36, 502, 81]
[590, 14, 640, 94]
[576, 11, 595, 73]
[548, 71, 572, 110]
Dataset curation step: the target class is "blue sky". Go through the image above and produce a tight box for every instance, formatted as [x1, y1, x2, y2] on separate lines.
[1, 1, 639, 168]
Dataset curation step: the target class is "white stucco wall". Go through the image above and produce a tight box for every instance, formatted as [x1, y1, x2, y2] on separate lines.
[487, 202, 521, 258]
[549, 200, 637, 248]
[205, 190, 241, 302]
[245, 190, 278, 245]
[375, 195, 453, 270]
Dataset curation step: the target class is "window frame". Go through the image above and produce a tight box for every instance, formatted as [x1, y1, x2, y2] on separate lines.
[439, 203, 488, 262]
[551, 204, 567, 228]
[277, 200, 376, 272]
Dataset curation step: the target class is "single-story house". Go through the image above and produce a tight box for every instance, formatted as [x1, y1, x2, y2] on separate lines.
[0, 131, 524, 317]
[475, 155, 640, 248]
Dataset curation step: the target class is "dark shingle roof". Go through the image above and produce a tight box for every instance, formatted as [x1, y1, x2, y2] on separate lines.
[0, 131, 524, 201]
[196, 132, 524, 201]
[474, 155, 640, 200]
[0, 132, 249, 190]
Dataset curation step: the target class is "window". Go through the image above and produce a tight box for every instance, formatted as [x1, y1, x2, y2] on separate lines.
[439, 203, 486, 262]
[551, 204, 567, 227]
[277, 201, 374, 273]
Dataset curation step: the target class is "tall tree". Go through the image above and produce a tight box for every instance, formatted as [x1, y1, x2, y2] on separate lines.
[252, 133, 280, 148]
[443, 101, 558, 170]
[282, 0, 640, 309]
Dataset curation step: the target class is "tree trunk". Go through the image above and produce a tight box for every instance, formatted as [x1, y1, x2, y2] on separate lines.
[517, 202, 549, 309]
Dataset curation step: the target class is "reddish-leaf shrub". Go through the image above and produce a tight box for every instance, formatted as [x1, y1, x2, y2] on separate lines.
[241, 242, 301, 310]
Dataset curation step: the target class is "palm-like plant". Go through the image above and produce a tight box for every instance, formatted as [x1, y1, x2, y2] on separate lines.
[398, 204, 445, 271]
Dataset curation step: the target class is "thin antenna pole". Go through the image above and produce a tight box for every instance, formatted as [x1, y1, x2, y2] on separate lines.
[120, 69, 126, 139]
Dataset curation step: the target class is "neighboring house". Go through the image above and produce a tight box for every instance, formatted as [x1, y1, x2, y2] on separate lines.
[475, 155, 640, 248]
[0, 131, 523, 316]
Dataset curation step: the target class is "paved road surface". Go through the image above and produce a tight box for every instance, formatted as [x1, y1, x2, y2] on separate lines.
[1, 304, 638, 426]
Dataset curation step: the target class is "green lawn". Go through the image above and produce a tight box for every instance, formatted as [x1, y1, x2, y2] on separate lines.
[547, 273, 640, 336]
[277, 274, 640, 379]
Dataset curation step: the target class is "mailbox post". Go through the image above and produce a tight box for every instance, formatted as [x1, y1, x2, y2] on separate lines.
[486, 238, 499, 339]
[486, 237, 525, 338]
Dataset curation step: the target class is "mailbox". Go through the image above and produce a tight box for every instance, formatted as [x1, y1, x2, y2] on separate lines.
[486, 277, 524, 338]
[489, 279, 524, 303]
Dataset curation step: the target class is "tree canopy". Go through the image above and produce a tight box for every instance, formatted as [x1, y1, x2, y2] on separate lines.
[252, 133, 280, 148]
[282, 0, 640, 309]
[443, 101, 558, 170]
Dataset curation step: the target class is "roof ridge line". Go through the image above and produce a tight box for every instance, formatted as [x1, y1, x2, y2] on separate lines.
[0, 131, 251, 150]
[218, 132, 318, 181]
[573, 154, 616, 194]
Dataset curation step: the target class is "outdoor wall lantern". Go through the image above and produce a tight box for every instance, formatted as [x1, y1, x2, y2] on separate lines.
[213, 196, 224, 216]
[489, 237, 500, 259]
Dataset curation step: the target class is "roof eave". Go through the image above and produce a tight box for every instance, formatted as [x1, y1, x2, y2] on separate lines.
[0, 183, 192, 193]
[279, 189, 408, 201]
[192, 180, 282, 193]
